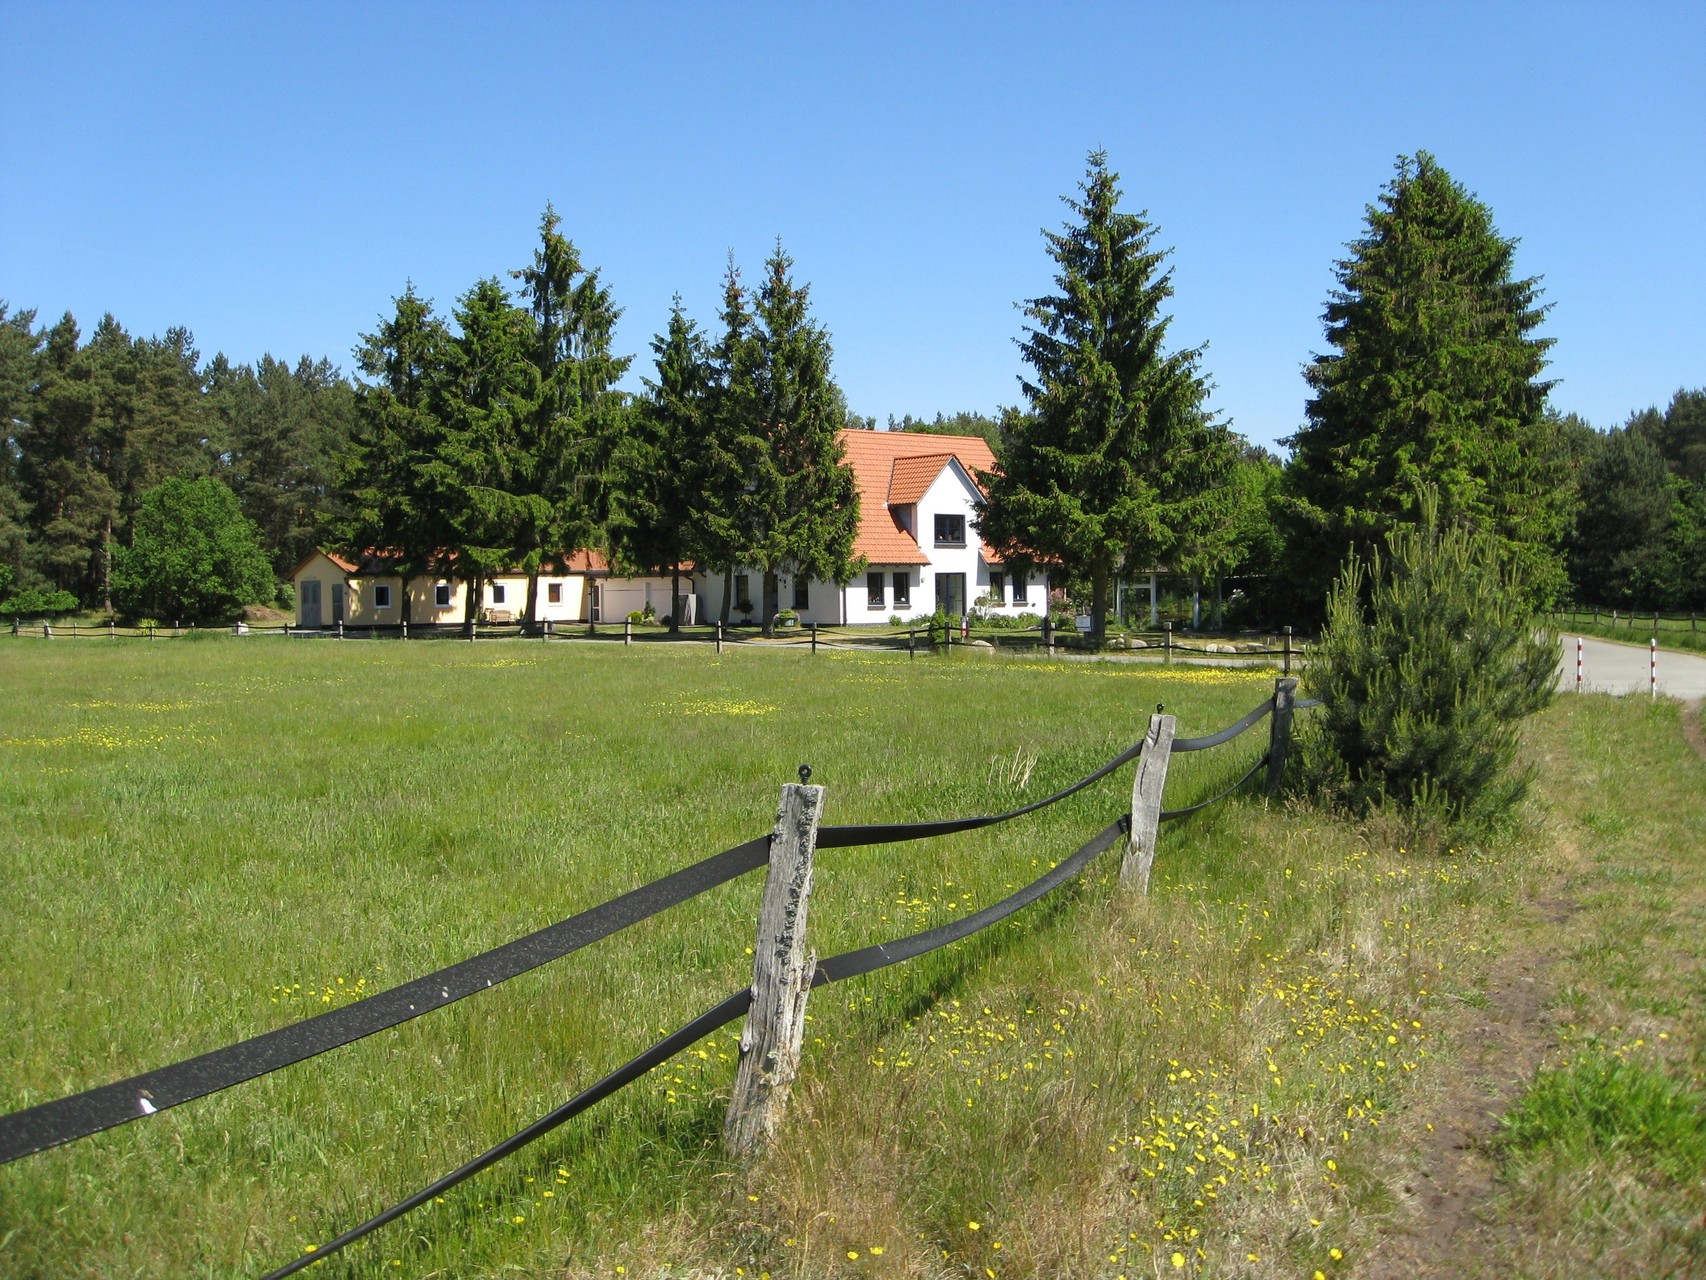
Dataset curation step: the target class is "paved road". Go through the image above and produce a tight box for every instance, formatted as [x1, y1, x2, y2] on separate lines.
[1556, 633, 1706, 699]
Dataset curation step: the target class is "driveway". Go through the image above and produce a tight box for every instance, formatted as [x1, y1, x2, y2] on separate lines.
[1556, 633, 1706, 699]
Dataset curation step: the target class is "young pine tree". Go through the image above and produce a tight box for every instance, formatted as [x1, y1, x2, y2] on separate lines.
[1299, 487, 1556, 840]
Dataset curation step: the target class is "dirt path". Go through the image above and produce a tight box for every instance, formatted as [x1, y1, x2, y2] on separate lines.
[1358, 890, 1574, 1279]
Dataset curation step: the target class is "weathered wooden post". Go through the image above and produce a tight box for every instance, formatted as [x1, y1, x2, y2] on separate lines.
[1266, 677, 1297, 795]
[908, 628, 915, 659]
[43, 623, 51, 638]
[725, 768, 823, 1158]
[810, 622, 817, 654]
[467, 617, 476, 643]
[716, 621, 724, 654]
[624, 618, 632, 647]
[337, 619, 344, 640]
[1163, 621, 1172, 666]
[401, 617, 409, 641]
[1120, 711, 1175, 894]
[1282, 625, 1292, 677]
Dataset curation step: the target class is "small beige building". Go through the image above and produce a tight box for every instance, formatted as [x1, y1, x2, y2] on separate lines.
[288, 550, 698, 629]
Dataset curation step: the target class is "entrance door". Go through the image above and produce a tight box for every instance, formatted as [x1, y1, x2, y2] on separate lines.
[589, 582, 602, 623]
[301, 579, 322, 627]
[939, 572, 967, 618]
[331, 583, 346, 624]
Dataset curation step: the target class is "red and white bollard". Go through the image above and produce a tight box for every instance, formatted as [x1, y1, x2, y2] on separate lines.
[1651, 636, 1658, 699]
[1575, 635, 1583, 692]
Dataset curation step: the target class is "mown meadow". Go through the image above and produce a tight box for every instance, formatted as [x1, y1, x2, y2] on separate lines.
[1, 638, 1700, 1278]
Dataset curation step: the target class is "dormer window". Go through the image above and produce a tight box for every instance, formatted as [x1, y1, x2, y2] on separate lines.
[933, 513, 966, 547]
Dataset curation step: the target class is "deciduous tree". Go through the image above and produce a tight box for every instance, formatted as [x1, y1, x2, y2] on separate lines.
[111, 475, 274, 622]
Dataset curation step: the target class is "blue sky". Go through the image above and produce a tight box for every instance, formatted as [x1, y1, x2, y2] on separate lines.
[2, 2, 1701, 452]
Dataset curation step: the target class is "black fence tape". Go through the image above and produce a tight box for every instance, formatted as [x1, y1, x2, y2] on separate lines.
[260, 816, 1129, 1279]
[0, 837, 770, 1165]
[1172, 698, 1274, 752]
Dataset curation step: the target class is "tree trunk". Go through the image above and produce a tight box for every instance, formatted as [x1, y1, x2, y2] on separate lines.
[762, 570, 779, 637]
[1213, 576, 1224, 629]
[1191, 573, 1201, 630]
[720, 565, 733, 626]
[524, 570, 541, 635]
[1090, 564, 1110, 648]
[400, 579, 412, 629]
[102, 516, 112, 615]
[669, 566, 681, 634]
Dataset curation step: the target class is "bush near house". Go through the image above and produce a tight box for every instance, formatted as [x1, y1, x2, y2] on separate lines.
[110, 476, 276, 625]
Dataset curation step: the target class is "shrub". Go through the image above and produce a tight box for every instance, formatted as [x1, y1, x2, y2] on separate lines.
[111, 477, 275, 624]
[1297, 487, 1555, 836]
[0, 586, 81, 618]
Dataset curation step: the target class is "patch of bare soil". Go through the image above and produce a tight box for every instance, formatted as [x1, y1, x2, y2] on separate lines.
[1357, 890, 1577, 1279]
[1680, 699, 1706, 764]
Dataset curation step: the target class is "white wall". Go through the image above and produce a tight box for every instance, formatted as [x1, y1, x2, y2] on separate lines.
[699, 462, 1048, 627]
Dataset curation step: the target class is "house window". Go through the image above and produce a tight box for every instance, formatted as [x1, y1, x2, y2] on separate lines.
[934, 513, 966, 546]
[1011, 570, 1028, 606]
[491, 583, 506, 604]
[892, 572, 910, 607]
[373, 584, 392, 609]
[734, 574, 751, 614]
[988, 572, 1005, 605]
[866, 571, 884, 610]
[793, 576, 810, 610]
[547, 582, 562, 605]
[434, 583, 452, 608]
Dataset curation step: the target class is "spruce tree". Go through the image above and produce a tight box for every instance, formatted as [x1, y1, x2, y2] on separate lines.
[342, 284, 452, 623]
[977, 152, 1233, 645]
[512, 206, 631, 624]
[613, 297, 713, 631]
[740, 243, 859, 634]
[1284, 153, 1562, 616]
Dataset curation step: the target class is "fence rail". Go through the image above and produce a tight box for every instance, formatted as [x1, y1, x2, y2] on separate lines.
[10, 614, 1308, 670]
[0, 681, 1313, 1278]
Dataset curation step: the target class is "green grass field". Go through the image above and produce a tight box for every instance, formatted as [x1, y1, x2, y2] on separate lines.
[1, 638, 1699, 1278]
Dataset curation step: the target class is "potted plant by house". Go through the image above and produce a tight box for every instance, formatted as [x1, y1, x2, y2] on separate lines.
[736, 597, 755, 625]
[776, 608, 800, 629]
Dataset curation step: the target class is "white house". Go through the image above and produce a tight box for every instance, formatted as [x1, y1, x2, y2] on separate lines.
[701, 428, 1048, 625]
[288, 549, 695, 629]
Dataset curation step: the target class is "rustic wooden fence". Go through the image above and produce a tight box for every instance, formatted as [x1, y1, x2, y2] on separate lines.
[11, 614, 1307, 671]
[0, 680, 1308, 1278]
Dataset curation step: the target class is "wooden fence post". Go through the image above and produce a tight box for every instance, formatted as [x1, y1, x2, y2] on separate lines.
[908, 628, 915, 659]
[1162, 621, 1172, 666]
[624, 618, 632, 647]
[1266, 677, 1297, 795]
[716, 621, 723, 654]
[810, 622, 817, 654]
[725, 773, 823, 1158]
[1282, 625, 1292, 677]
[1120, 712, 1175, 894]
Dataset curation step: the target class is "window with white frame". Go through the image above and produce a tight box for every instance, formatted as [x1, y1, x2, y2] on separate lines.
[793, 576, 810, 610]
[491, 583, 506, 604]
[866, 571, 884, 610]
[434, 582, 452, 608]
[1011, 569, 1028, 606]
[373, 584, 392, 609]
[547, 582, 562, 604]
[892, 571, 910, 607]
[933, 513, 966, 546]
[988, 571, 1005, 604]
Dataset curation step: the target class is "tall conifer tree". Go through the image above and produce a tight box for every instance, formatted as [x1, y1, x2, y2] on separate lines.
[1283, 152, 1561, 614]
[978, 152, 1232, 644]
[740, 243, 858, 634]
[512, 206, 631, 625]
[614, 297, 713, 631]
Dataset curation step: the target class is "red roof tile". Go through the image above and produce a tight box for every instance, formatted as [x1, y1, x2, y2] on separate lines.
[837, 429, 998, 566]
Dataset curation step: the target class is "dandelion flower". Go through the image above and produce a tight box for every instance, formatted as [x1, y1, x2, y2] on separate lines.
[1172, 1252, 1187, 1268]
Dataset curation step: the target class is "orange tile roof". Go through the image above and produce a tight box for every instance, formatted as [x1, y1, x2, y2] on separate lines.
[837, 429, 999, 566]
[887, 452, 958, 505]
